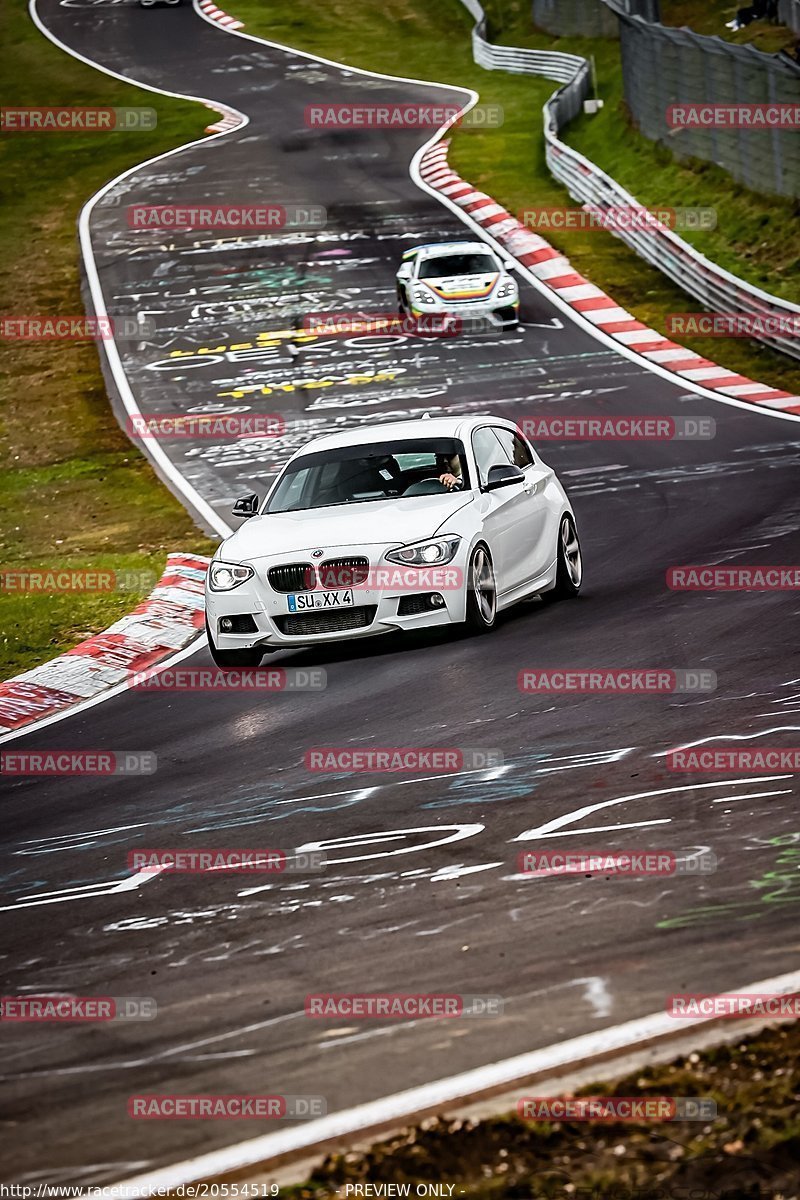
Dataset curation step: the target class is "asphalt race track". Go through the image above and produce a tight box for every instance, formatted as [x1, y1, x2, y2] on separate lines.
[2, 0, 800, 1184]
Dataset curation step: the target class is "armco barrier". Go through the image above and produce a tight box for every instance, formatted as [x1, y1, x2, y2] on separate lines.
[458, 0, 800, 363]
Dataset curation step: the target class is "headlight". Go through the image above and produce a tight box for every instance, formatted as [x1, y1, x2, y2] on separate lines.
[495, 278, 517, 300]
[412, 284, 437, 306]
[209, 561, 254, 591]
[385, 536, 461, 566]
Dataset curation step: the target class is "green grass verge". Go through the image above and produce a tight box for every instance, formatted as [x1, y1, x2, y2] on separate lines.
[0, 2, 216, 678]
[2, 0, 797, 675]
[489, 0, 799, 302]
[284, 1021, 800, 1197]
[231, 0, 799, 396]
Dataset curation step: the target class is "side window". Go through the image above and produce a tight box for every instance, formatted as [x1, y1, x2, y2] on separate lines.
[492, 426, 534, 469]
[472, 426, 510, 487]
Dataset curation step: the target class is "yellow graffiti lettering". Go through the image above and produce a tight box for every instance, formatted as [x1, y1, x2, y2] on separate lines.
[216, 369, 402, 402]
[218, 386, 261, 399]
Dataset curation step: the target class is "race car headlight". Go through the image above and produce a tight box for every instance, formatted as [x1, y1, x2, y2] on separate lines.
[412, 284, 437, 306]
[495, 278, 517, 299]
[385, 536, 461, 566]
[209, 561, 254, 592]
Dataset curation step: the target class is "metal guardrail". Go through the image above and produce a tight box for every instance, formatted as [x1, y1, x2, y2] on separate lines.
[471, 12, 583, 80]
[453, 0, 800, 361]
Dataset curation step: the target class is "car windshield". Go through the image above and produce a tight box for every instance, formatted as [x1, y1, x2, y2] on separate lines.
[266, 438, 471, 513]
[418, 254, 497, 279]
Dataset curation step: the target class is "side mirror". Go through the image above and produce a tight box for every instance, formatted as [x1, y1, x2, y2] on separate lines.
[397, 262, 414, 281]
[232, 493, 259, 519]
[485, 464, 525, 491]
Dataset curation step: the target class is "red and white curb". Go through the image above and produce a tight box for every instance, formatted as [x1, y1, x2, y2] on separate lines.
[0, 554, 209, 738]
[419, 141, 800, 415]
[204, 101, 245, 134]
[198, 0, 247, 132]
[198, 0, 243, 31]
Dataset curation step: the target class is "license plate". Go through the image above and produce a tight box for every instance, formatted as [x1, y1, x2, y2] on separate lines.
[287, 589, 355, 612]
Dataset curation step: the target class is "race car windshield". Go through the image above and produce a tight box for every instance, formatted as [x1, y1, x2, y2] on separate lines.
[267, 438, 471, 513]
[418, 254, 497, 279]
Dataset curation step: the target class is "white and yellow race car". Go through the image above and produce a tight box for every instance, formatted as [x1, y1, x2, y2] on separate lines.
[396, 240, 520, 330]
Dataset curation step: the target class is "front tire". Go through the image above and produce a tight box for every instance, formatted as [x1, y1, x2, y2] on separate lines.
[465, 545, 497, 633]
[206, 619, 265, 668]
[541, 514, 582, 603]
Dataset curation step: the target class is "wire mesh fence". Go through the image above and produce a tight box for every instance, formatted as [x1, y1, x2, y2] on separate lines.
[530, 1, 800, 198]
[778, 0, 800, 36]
[532, 0, 660, 37]
[617, 15, 800, 199]
[453, 0, 800, 361]
[532, 0, 620, 37]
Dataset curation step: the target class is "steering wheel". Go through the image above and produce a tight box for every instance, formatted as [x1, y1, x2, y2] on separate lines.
[403, 476, 463, 496]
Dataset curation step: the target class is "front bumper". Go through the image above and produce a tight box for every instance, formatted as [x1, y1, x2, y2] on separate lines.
[205, 546, 469, 650]
[409, 297, 520, 329]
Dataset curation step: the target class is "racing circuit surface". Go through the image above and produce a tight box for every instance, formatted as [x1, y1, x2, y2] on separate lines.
[2, 0, 800, 1184]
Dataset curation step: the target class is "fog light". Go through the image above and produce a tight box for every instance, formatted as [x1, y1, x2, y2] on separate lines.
[220, 617, 233, 631]
[431, 593, 445, 607]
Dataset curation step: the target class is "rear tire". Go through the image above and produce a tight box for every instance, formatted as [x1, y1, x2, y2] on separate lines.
[465, 545, 497, 634]
[206, 619, 265, 668]
[541, 514, 582, 603]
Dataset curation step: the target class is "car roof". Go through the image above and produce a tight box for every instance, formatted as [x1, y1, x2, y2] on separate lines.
[402, 241, 495, 261]
[293, 416, 515, 456]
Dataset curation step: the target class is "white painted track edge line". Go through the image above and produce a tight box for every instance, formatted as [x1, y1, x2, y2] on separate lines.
[0, 634, 206, 746]
[15, 0, 247, 737]
[411, 144, 800, 424]
[19, 0, 484, 737]
[21, 0, 793, 1187]
[191, 0, 479, 94]
[189, 0, 800, 423]
[28, 0, 244, 539]
[114, 967, 800, 1190]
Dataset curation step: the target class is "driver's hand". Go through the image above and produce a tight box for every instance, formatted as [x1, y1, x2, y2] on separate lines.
[439, 473, 461, 490]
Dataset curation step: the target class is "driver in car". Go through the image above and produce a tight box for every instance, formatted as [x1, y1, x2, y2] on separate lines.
[438, 453, 464, 491]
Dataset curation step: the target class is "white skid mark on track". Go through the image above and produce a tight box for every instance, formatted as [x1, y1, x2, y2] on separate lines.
[711, 788, 792, 804]
[429, 861, 503, 882]
[13, 823, 149, 856]
[655, 727, 800, 755]
[512, 778, 790, 842]
[0, 1010, 307, 1081]
[0, 867, 167, 913]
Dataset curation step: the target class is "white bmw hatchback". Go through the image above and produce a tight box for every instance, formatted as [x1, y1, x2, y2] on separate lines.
[205, 416, 582, 666]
